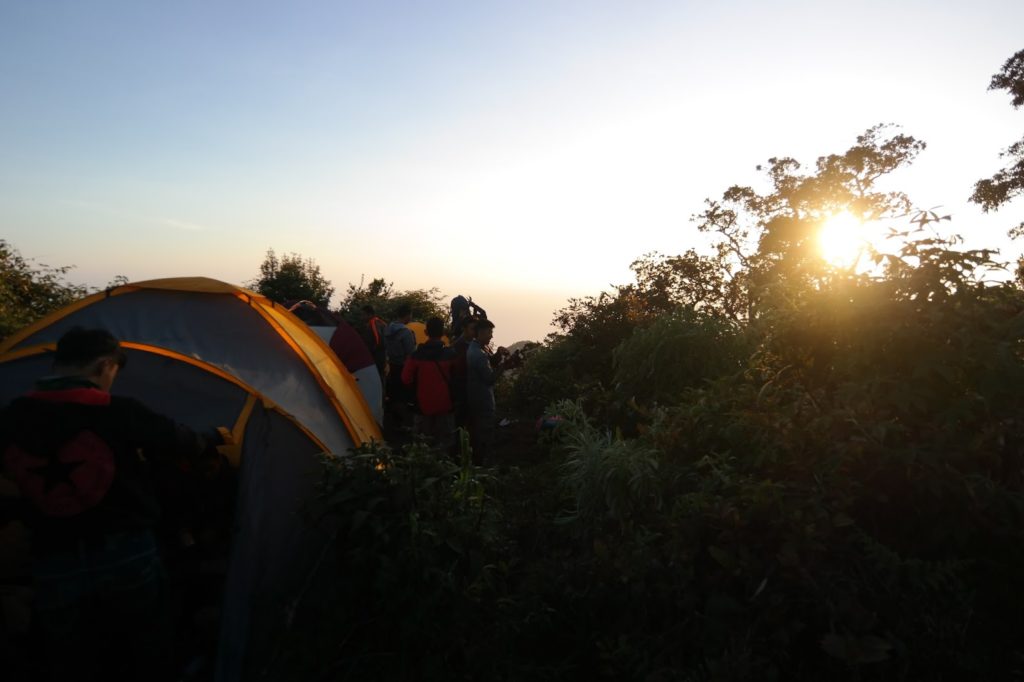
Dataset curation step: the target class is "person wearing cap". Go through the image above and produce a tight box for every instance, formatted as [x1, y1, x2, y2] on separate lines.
[0, 326, 228, 681]
[401, 317, 457, 450]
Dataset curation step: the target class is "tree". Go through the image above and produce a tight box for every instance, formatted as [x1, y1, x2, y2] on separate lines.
[694, 124, 926, 315]
[337, 276, 394, 321]
[337, 276, 448, 324]
[508, 124, 1024, 678]
[249, 249, 334, 307]
[0, 239, 87, 341]
[971, 48, 1024, 237]
[522, 126, 928, 421]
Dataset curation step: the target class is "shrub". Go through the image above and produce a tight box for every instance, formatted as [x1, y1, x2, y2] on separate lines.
[612, 307, 748, 406]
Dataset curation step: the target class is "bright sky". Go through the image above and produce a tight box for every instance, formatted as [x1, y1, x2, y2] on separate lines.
[2, 1, 1023, 346]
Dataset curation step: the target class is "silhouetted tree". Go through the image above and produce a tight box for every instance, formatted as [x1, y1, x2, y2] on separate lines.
[250, 248, 334, 307]
[694, 124, 926, 316]
[0, 239, 86, 341]
[338, 276, 447, 324]
[971, 48, 1024, 238]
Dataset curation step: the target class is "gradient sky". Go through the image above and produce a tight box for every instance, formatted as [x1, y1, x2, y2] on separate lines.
[2, 1, 1023, 345]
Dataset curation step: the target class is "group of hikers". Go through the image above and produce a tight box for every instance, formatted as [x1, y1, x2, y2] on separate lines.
[362, 295, 504, 465]
[284, 293, 508, 465]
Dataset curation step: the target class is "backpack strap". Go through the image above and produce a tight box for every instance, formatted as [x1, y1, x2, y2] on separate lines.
[433, 360, 450, 386]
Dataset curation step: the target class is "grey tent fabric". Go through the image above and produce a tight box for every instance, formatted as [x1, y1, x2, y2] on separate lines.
[215, 403, 332, 679]
[0, 354, 46, 405]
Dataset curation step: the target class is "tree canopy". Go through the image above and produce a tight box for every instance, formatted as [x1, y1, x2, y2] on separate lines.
[0, 240, 87, 341]
[482, 118, 1024, 679]
[971, 48, 1024, 235]
[694, 124, 927, 312]
[337, 276, 448, 325]
[249, 248, 335, 307]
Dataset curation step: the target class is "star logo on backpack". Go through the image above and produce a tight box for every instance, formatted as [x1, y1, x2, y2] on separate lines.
[3, 430, 116, 517]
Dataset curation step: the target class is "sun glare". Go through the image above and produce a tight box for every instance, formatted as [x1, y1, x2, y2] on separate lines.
[818, 211, 866, 267]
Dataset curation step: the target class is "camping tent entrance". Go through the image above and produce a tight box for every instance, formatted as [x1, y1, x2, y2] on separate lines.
[0, 278, 381, 450]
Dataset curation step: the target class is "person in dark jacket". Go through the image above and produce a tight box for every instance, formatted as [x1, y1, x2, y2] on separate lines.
[0, 327, 227, 682]
[466, 319, 502, 465]
[401, 317, 456, 450]
[361, 305, 388, 379]
[383, 304, 416, 429]
[449, 315, 479, 433]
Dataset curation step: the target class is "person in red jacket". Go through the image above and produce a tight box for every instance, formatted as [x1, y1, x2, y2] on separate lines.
[401, 317, 456, 450]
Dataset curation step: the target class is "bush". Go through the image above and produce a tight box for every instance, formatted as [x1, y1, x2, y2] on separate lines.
[0, 240, 86, 341]
[275, 123, 1024, 679]
[501, 336, 603, 419]
[263, 440, 512, 681]
[612, 307, 748, 406]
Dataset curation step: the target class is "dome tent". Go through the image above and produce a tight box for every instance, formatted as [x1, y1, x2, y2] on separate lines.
[0, 277, 381, 681]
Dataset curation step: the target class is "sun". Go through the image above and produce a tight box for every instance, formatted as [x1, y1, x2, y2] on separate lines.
[818, 211, 866, 267]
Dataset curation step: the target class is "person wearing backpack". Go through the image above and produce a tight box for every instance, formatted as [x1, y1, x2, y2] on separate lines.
[0, 327, 229, 681]
[360, 304, 387, 380]
[383, 304, 416, 429]
[401, 317, 456, 451]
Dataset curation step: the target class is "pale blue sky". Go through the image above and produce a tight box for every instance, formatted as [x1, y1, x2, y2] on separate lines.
[2, 1, 1023, 344]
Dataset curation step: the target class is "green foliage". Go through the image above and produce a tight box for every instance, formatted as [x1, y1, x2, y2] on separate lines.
[548, 399, 662, 531]
[278, 114, 1024, 680]
[971, 48, 1024, 226]
[514, 125, 930, 423]
[613, 306, 748, 405]
[286, 245, 1024, 676]
[264, 440, 511, 681]
[554, 250, 743, 345]
[249, 248, 335, 307]
[337, 275, 448, 324]
[515, 251, 748, 422]
[653, 236, 1024, 678]
[0, 239, 87, 341]
[501, 334, 611, 419]
[990, 47, 1024, 108]
[695, 124, 926, 310]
